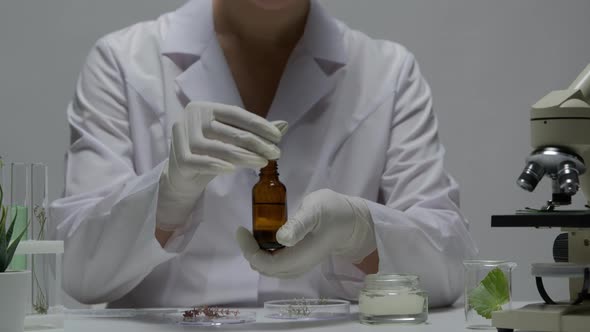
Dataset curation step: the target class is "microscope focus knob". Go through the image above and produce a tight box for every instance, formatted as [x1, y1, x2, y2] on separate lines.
[553, 233, 568, 263]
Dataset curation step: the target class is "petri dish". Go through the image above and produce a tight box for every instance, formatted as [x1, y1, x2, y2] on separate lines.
[264, 299, 350, 321]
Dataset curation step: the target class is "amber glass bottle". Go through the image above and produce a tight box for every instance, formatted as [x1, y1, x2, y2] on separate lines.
[252, 160, 287, 250]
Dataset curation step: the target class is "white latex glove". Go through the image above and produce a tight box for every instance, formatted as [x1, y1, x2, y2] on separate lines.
[236, 189, 377, 278]
[157, 101, 288, 231]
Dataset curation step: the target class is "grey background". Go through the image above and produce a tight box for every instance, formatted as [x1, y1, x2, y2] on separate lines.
[1, 0, 589, 307]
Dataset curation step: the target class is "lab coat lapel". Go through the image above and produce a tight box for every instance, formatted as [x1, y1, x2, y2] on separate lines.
[162, 0, 347, 122]
[268, 54, 335, 127]
[176, 42, 244, 108]
[161, 0, 243, 108]
[267, 0, 347, 127]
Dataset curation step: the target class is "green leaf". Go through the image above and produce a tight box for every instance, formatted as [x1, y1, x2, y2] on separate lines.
[0, 205, 6, 236]
[0, 185, 5, 239]
[6, 207, 17, 244]
[468, 267, 510, 319]
[0, 183, 6, 272]
[0, 206, 7, 272]
[6, 223, 28, 271]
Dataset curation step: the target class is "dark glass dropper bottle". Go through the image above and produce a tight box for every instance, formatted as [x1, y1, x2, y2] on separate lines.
[252, 160, 287, 250]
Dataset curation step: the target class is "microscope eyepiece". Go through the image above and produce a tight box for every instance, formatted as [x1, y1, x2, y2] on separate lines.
[517, 161, 545, 192]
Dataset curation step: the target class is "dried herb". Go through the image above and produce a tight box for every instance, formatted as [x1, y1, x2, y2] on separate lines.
[282, 297, 328, 318]
[182, 306, 240, 321]
[33, 205, 46, 241]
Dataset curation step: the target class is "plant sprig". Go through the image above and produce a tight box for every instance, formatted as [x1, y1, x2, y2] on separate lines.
[0, 184, 29, 272]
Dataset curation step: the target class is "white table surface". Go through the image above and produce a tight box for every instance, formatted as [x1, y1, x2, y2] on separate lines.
[62, 303, 531, 332]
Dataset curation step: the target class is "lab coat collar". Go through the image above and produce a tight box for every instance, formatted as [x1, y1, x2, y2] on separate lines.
[160, 0, 214, 63]
[162, 0, 347, 127]
[299, 0, 348, 65]
[161, 0, 347, 67]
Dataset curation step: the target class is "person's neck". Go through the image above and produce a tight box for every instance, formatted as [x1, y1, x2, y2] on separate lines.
[213, 0, 310, 50]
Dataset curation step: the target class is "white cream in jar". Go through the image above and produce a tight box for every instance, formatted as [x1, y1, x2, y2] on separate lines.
[359, 274, 428, 325]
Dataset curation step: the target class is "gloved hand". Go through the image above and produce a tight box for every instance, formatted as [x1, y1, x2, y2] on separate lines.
[157, 101, 288, 231]
[236, 189, 377, 278]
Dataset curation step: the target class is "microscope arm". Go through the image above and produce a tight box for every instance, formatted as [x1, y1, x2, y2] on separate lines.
[568, 63, 590, 102]
[531, 64, 590, 111]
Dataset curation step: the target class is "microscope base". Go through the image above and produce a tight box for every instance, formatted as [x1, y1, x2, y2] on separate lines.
[492, 303, 590, 332]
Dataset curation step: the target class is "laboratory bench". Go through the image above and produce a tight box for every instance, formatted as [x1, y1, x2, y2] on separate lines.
[54, 302, 533, 332]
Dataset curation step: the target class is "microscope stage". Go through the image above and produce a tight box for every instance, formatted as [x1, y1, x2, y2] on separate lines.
[492, 210, 590, 228]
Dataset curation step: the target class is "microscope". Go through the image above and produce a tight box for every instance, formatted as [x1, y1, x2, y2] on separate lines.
[491, 63, 590, 332]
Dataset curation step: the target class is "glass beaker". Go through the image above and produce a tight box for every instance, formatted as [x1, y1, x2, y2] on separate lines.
[463, 260, 516, 329]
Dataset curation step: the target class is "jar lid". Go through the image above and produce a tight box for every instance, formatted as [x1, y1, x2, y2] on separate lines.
[363, 274, 421, 290]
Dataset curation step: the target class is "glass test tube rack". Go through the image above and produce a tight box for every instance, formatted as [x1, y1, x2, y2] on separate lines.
[15, 240, 65, 330]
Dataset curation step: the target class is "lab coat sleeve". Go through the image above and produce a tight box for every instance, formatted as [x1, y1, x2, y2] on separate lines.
[48, 38, 195, 305]
[369, 53, 478, 307]
[324, 53, 478, 307]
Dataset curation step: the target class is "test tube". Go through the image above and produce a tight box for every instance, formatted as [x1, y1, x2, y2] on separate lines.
[7, 162, 30, 271]
[30, 163, 51, 315]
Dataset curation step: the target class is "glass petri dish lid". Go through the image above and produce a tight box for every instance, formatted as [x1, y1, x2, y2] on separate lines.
[264, 298, 350, 321]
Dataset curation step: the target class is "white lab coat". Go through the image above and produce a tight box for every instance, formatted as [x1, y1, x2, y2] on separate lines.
[49, 0, 477, 308]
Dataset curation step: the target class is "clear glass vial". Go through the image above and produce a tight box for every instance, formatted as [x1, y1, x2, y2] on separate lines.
[359, 274, 428, 325]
